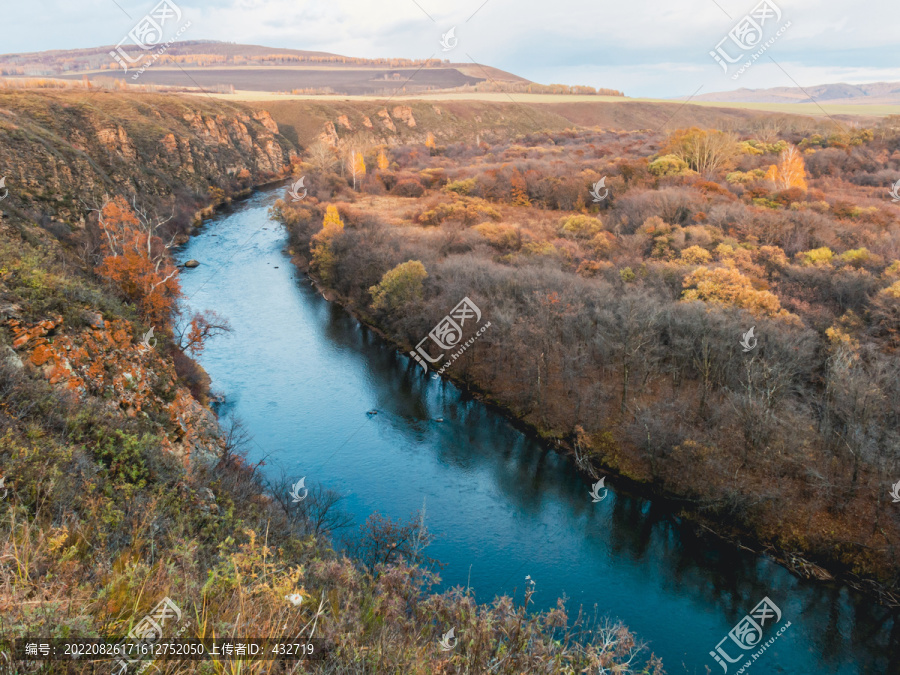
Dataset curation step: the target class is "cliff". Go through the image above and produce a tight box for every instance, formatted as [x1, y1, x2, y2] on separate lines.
[0, 90, 295, 227]
[0, 90, 297, 464]
[248, 99, 578, 148]
[246, 98, 784, 149]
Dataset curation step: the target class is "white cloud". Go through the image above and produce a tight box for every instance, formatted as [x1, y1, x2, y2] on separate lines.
[2, 0, 897, 97]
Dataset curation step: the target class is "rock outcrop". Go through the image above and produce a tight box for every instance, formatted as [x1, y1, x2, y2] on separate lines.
[377, 109, 396, 132]
[252, 110, 280, 134]
[392, 106, 416, 128]
[319, 121, 340, 147]
[6, 315, 222, 464]
[95, 125, 137, 160]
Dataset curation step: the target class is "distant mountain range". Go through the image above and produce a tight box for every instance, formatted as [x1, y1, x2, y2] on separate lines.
[691, 81, 900, 105]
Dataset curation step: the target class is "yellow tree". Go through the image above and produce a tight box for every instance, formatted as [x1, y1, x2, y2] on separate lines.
[311, 206, 344, 282]
[425, 132, 436, 149]
[322, 204, 343, 232]
[369, 260, 428, 311]
[376, 148, 389, 170]
[350, 150, 366, 190]
[682, 266, 797, 320]
[765, 144, 807, 190]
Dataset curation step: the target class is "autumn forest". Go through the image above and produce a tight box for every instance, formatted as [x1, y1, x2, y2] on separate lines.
[274, 117, 900, 597]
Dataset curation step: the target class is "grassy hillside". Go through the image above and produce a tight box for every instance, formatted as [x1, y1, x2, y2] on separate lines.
[243, 97, 806, 149]
[246, 98, 579, 148]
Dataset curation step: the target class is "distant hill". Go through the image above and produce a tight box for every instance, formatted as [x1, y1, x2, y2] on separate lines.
[0, 41, 622, 98]
[691, 81, 900, 106]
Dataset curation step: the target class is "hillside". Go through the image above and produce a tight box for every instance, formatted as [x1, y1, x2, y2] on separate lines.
[0, 41, 558, 97]
[241, 98, 810, 149]
[693, 80, 900, 106]
[249, 99, 578, 148]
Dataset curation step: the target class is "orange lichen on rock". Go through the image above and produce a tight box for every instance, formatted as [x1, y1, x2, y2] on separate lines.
[29, 342, 53, 366]
[9, 316, 62, 349]
[5, 313, 222, 465]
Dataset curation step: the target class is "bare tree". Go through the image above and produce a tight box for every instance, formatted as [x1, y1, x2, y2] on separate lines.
[269, 473, 353, 539]
[173, 309, 232, 357]
[217, 415, 253, 470]
[751, 116, 785, 144]
[665, 128, 739, 176]
[306, 141, 337, 173]
[596, 291, 663, 415]
[344, 503, 437, 575]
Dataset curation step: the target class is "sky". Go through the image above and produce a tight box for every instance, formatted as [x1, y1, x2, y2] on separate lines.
[4, 0, 900, 98]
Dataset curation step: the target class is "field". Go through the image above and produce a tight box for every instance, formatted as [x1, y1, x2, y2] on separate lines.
[57, 67, 483, 96]
[199, 90, 897, 122]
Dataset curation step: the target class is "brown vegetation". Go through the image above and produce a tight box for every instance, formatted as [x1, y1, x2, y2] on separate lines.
[274, 115, 900, 599]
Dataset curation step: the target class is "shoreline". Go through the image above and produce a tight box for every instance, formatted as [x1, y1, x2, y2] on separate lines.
[275, 219, 899, 609]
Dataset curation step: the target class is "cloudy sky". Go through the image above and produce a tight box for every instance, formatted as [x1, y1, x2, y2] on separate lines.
[6, 0, 900, 97]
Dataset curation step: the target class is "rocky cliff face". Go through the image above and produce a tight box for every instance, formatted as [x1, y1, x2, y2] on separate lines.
[253, 98, 577, 151]
[5, 312, 221, 464]
[0, 90, 296, 467]
[0, 90, 295, 226]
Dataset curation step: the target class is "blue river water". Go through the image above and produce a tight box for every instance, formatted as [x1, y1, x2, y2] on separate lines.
[175, 186, 897, 674]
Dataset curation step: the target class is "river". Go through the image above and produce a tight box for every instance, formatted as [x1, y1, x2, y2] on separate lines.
[175, 186, 897, 674]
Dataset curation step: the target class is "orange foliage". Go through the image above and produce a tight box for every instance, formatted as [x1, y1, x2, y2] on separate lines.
[510, 169, 531, 206]
[95, 197, 181, 328]
[377, 148, 389, 171]
[765, 144, 807, 190]
[177, 309, 231, 358]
